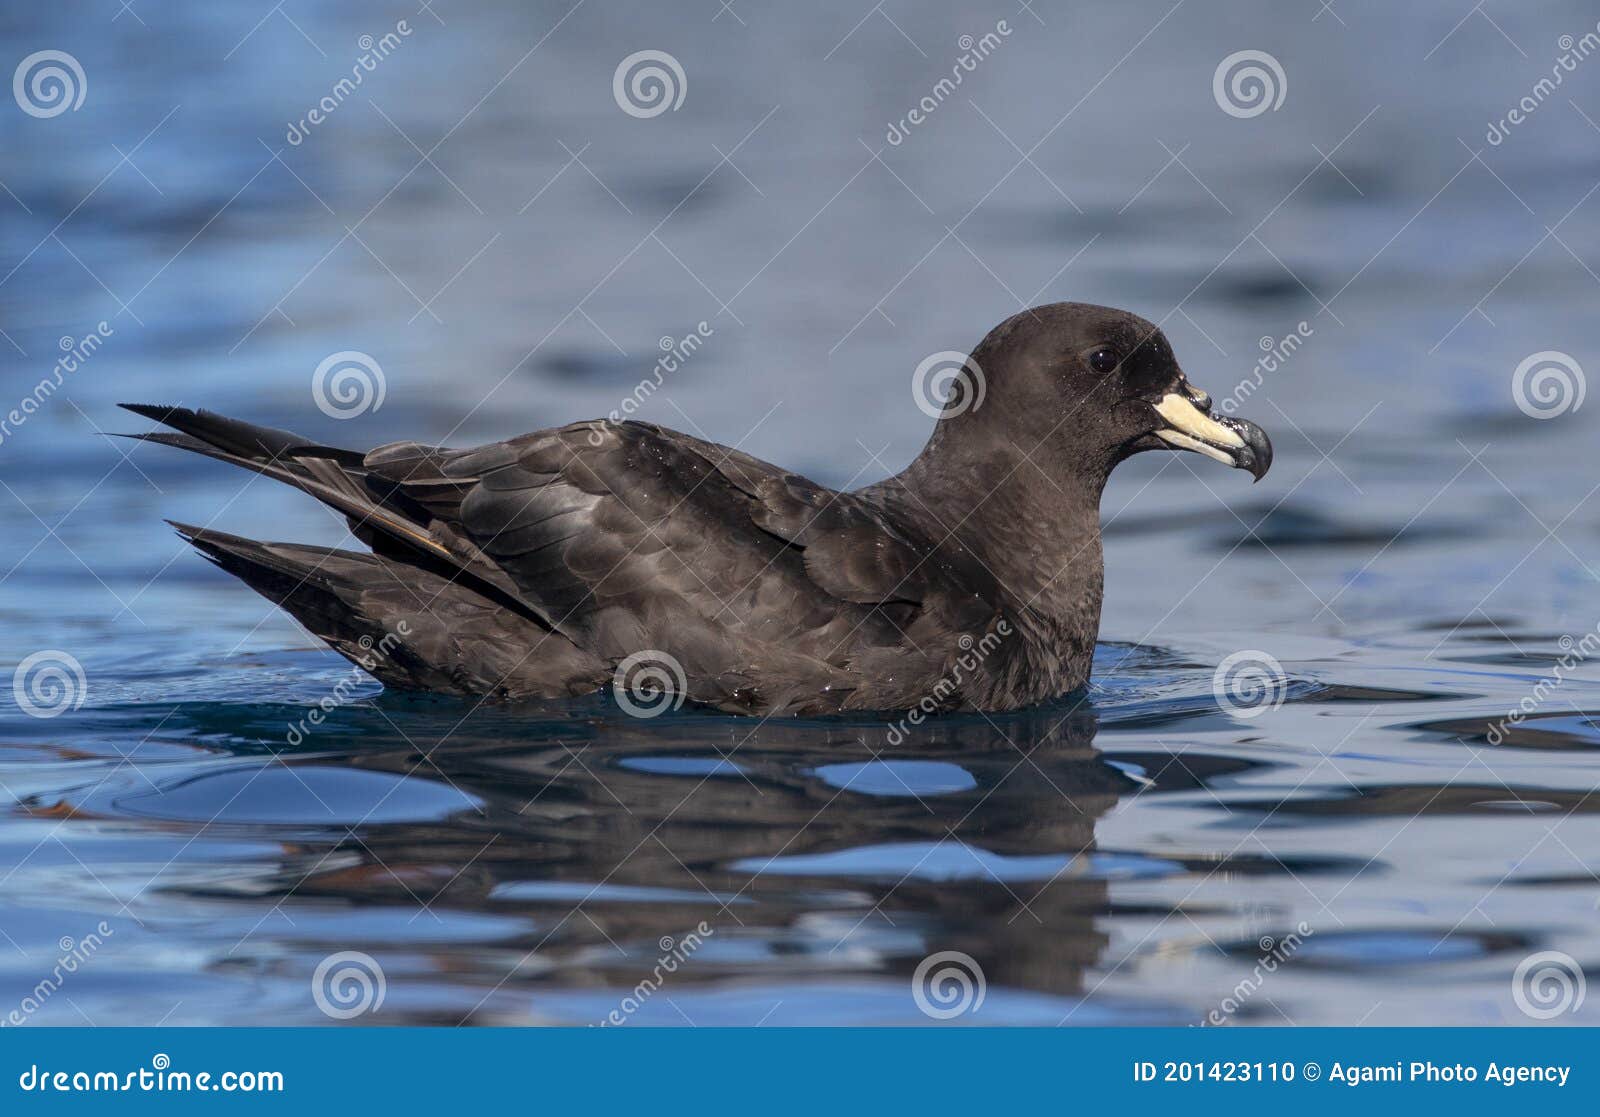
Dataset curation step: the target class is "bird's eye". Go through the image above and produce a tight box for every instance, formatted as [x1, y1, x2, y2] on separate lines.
[1087, 348, 1120, 375]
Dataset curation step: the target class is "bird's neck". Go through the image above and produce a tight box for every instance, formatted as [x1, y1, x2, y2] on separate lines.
[878, 431, 1110, 663]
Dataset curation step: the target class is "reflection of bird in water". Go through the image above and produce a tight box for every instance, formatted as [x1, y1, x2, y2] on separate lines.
[123, 303, 1270, 716]
[198, 702, 1134, 1021]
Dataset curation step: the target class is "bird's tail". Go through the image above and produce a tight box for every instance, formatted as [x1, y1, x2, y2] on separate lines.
[172, 522, 599, 698]
[126, 407, 607, 699]
[119, 403, 544, 619]
[173, 521, 463, 693]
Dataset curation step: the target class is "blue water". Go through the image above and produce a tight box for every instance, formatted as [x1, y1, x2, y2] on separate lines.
[4, 0, 1600, 1026]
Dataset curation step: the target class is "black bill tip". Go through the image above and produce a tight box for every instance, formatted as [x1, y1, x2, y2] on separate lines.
[1220, 417, 1273, 482]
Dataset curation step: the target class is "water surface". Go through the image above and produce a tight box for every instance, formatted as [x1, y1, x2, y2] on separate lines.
[4, 0, 1600, 1026]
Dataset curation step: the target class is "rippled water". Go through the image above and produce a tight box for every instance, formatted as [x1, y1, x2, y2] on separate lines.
[4, 1, 1600, 1025]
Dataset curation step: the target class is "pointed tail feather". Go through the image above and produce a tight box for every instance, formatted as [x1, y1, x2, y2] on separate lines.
[118, 403, 386, 517]
[172, 521, 455, 693]
[171, 522, 606, 699]
[128, 406, 597, 697]
[118, 404, 362, 466]
[120, 404, 543, 623]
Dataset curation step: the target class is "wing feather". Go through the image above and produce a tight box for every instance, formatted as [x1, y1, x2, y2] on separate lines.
[368, 420, 975, 710]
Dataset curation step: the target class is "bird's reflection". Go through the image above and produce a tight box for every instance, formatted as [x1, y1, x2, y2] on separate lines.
[108, 698, 1138, 1019]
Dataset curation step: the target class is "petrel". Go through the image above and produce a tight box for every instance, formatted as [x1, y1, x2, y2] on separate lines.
[125, 303, 1271, 716]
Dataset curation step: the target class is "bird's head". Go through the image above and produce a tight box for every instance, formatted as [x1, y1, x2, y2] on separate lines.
[933, 302, 1273, 487]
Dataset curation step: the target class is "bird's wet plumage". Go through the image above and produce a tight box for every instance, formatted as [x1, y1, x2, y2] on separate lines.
[126, 303, 1272, 716]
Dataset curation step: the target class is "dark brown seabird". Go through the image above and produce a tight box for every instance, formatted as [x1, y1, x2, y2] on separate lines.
[124, 302, 1271, 716]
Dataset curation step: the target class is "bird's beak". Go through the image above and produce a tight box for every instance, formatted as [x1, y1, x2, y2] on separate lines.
[1152, 383, 1273, 481]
